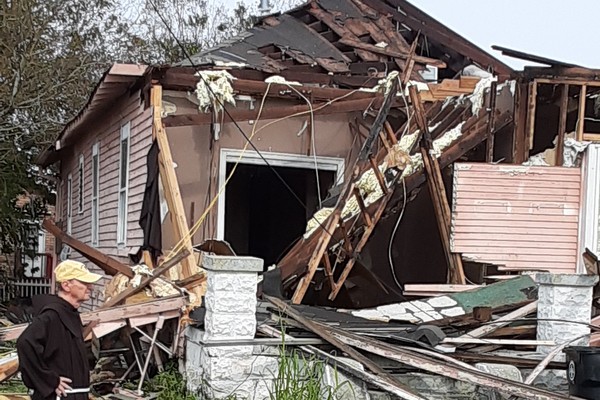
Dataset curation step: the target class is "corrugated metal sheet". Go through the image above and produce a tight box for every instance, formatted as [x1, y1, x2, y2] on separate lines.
[450, 163, 581, 273]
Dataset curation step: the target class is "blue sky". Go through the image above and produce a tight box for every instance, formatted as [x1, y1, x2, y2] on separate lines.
[408, 0, 599, 70]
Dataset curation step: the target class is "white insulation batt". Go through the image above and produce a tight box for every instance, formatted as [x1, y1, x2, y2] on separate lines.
[195, 70, 237, 112]
[303, 121, 466, 238]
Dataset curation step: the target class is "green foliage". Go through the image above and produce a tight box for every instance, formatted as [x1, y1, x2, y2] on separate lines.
[0, 378, 28, 394]
[141, 363, 195, 400]
[0, 0, 262, 264]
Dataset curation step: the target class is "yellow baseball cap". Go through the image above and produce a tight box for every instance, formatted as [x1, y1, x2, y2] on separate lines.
[55, 260, 103, 283]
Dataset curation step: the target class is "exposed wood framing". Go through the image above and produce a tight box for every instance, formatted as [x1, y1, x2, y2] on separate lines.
[577, 84, 587, 141]
[485, 81, 497, 162]
[556, 84, 569, 166]
[409, 86, 465, 284]
[512, 82, 529, 163]
[290, 180, 354, 304]
[42, 219, 134, 278]
[338, 36, 446, 68]
[151, 84, 203, 300]
[525, 81, 537, 150]
[163, 97, 389, 127]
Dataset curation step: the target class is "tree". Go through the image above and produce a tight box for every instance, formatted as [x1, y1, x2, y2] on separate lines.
[0, 0, 304, 265]
[0, 0, 135, 262]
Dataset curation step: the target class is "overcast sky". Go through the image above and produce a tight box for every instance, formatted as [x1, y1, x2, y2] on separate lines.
[239, 0, 598, 70]
[408, 0, 599, 70]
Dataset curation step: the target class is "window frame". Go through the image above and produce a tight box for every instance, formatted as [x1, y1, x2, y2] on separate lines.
[91, 143, 100, 246]
[77, 154, 84, 214]
[66, 173, 73, 235]
[117, 122, 131, 246]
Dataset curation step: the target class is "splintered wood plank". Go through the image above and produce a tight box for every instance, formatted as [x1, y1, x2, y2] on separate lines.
[556, 84, 569, 166]
[486, 81, 497, 162]
[291, 176, 356, 304]
[152, 85, 202, 297]
[338, 37, 446, 68]
[577, 84, 587, 141]
[353, 188, 372, 226]
[409, 86, 465, 284]
[329, 189, 394, 300]
[525, 81, 537, 150]
[369, 156, 389, 194]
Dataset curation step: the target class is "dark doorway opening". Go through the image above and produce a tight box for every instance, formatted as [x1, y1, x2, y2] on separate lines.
[224, 162, 335, 269]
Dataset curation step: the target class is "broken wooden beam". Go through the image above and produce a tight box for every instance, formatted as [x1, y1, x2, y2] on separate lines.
[408, 86, 465, 284]
[338, 36, 446, 68]
[452, 301, 538, 343]
[42, 219, 134, 278]
[325, 324, 570, 400]
[102, 249, 193, 309]
[152, 84, 203, 301]
[162, 97, 390, 127]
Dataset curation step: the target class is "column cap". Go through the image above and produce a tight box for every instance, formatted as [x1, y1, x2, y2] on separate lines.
[202, 254, 264, 273]
[535, 273, 599, 288]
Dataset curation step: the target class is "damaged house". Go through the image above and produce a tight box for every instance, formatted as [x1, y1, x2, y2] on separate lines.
[36, 0, 600, 311]
[10, 0, 600, 399]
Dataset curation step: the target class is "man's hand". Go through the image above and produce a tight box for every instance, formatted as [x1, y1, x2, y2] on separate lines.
[55, 376, 72, 397]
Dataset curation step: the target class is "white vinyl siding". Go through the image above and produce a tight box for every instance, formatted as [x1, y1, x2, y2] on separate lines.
[91, 143, 100, 246]
[117, 122, 130, 245]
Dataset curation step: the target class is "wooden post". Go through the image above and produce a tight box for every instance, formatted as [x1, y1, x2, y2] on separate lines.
[409, 86, 465, 285]
[485, 81, 497, 163]
[151, 84, 204, 301]
[556, 84, 569, 166]
[512, 83, 529, 163]
[525, 81, 538, 150]
[577, 84, 587, 141]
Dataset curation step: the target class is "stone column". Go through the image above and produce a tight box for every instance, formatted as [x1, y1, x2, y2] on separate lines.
[185, 254, 278, 399]
[535, 273, 598, 355]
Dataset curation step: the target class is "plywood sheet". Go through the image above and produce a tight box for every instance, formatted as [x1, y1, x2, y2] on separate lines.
[451, 163, 581, 273]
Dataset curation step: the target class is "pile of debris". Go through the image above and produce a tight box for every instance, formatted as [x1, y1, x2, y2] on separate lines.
[0, 219, 208, 398]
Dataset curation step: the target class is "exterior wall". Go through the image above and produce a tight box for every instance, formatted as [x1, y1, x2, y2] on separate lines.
[451, 163, 582, 273]
[163, 94, 361, 251]
[57, 90, 152, 309]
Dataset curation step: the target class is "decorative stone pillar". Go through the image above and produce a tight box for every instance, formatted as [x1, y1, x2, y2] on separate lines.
[535, 273, 598, 355]
[185, 254, 278, 399]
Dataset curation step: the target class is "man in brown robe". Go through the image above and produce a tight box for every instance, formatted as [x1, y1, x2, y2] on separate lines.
[17, 260, 102, 399]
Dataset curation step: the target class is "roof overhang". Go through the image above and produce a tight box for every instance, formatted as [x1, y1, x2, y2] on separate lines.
[37, 64, 150, 167]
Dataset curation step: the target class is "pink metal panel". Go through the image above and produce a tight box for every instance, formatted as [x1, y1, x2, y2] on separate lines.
[451, 163, 581, 273]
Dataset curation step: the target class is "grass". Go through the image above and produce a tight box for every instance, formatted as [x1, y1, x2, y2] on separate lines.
[269, 330, 353, 400]
[132, 362, 195, 400]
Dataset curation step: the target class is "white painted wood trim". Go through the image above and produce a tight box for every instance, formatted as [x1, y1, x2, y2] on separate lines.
[117, 122, 131, 246]
[578, 144, 600, 273]
[216, 149, 345, 240]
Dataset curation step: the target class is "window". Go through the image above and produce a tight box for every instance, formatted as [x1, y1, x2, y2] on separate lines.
[117, 122, 130, 245]
[91, 143, 100, 246]
[66, 173, 72, 234]
[78, 154, 84, 214]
